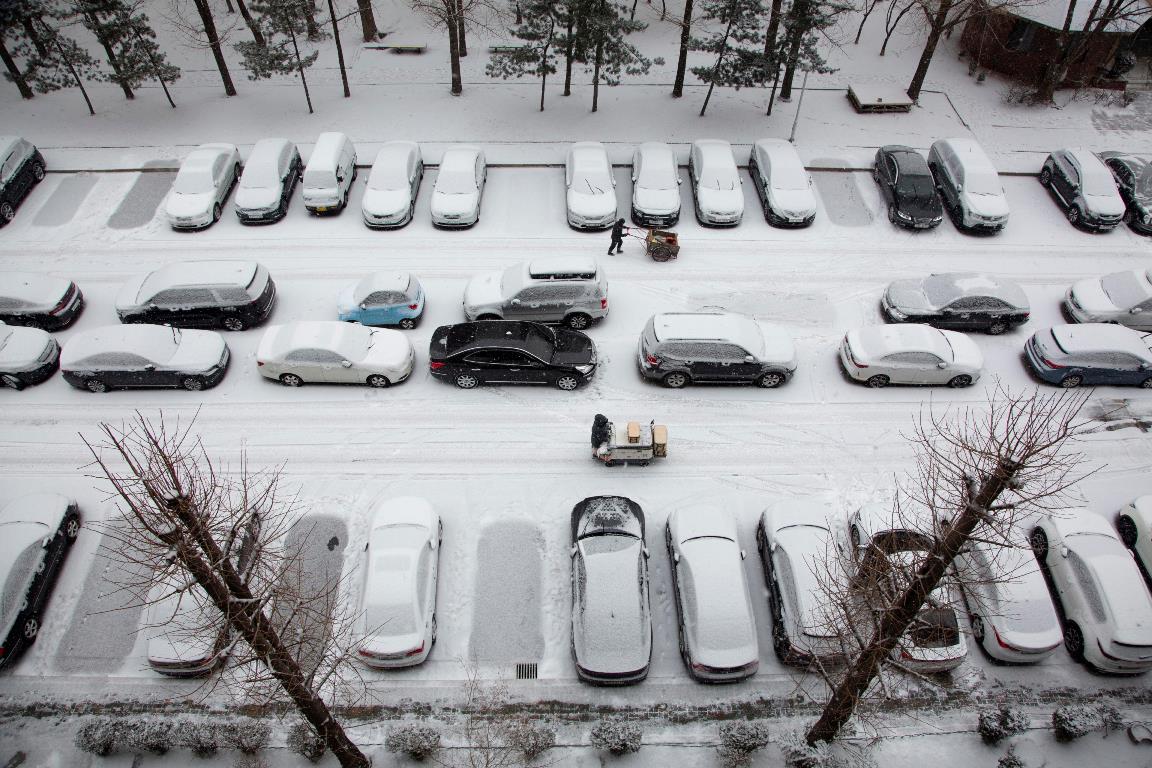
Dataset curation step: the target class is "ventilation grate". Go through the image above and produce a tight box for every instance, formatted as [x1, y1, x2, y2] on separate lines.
[515, 662, 538, 680]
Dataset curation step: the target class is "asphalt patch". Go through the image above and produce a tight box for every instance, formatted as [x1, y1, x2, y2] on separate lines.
[275, 514, 348, 676]
[107, 160, 176, 230]
[33, 174, 97, 227]
[468, 520, 544, 663]
[812, 162, 874, 227]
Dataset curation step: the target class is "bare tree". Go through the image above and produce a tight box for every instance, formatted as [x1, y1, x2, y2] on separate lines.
[671, 0, 693, 96]
[410, 0, 503, 94]
[854, 0, 885, 42]
[356, 0, 379, 41]
[806, 386, 1092, 746]
[166, 0, 238, 95]
[1034, 0, 1150, 102]
[879, 0, 914, 55]
[83, 413, 370, 768]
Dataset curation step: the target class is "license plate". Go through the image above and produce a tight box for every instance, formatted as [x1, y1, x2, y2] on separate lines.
[315, 206, 328, 213]
[914, 222, 930, 229]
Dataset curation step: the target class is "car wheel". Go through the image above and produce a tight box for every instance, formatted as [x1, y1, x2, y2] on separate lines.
[2, 374, 25, 391]
[662, 372, 689, 389]
[85, 378, 108, 393]
[887, 205, 898, 225]
[556, 375, 580, 391]
[431, 614, 437, 645]
[222, 316, 245, 331]
[366, 374, 391, 388]
[1064, 620, 1085, 661]
[0, 201, 15, 223]
[866, 374, 889, 388]
[970, 614, 985, 644]
[948, 375, 973, 388]
[279, 373, 304, 387]
[181, 376, 205, 391]
[756, 372, 784, 388]
[212, 202, 221, 223]
[565, 313, 592, 330]
[455, 373, 478, 389]
[1030, 527, 1049, 561]
[1059, 374, 1083, 389]
[64, 515, 81, 539]
[1123, 209, 1134, 225]
[399, 318, 416, 330]
[1118, 514, 1139, 548]
[476, 314, 501, 322]
[987, 321, 1008, 335]
[1066, 206, 1081, 225]
[1039, 168, 1052, 186]
[32, 163, 45, 182]
[21, 615, 39, 641]
[1142, 377, 1152, 389]
[849, 524, 861, 549]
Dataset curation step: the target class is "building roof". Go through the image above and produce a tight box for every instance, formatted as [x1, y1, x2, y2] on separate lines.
[1006, 0, 1148, 34]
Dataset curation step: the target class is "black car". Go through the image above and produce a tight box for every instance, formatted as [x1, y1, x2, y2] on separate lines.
[115, 261, 276, 332]
[0, 494, 81, 671]
[1099, 152, 1152, 235]
[882, 273, 1030, 335]
[0, 136, 46, 225]
[429, 320, 597, 390]
[873, 145, 944, 229]
[0, 273, 84, 330]
[61, 325, 231, 392]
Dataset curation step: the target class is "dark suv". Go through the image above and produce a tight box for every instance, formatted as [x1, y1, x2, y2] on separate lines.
[116, 260, 276, 331]
[0, 136, 46, 225]
[429, 320, 597, 390]
[637, 312, 796, 388]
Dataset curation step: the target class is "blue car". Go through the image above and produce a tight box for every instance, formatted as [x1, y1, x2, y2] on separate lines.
[1025, 323, 1152, 388]
[338, 272, 425, 329]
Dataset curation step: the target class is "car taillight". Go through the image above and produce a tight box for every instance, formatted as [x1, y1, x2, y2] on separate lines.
[257, 360, 264, 366]
[899, 650, 915, 660]
[50, 293, 71, 315]
[645, 354, 660, 366]
[430, 361, 445, 370]
[408, 303, 419, 310]
[405, 643, 425, 657]
[1039, 355, 1064, 369]
[845, 341, 867, 368]
[601, 298, 608, 309]
[992, 625, 1015, 651]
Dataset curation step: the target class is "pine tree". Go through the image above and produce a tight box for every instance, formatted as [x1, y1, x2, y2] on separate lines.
[16, 12, 102, 114]
[485, 0, 560, 110]
[689, 0, 768, 116]
[187, 0, 237, 96]
[582, 0, 660, 112]
[235, 0, 325, 113]
[774, 0, 847, 101]
[99, 0, 181, 106]
[0, 0, 42, 98]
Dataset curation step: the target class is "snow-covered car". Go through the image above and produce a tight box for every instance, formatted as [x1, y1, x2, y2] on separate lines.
[357, 497, 441, 668]
[234, 138, 301, 224]
[839, 324, 984, 388]
[431, 146, 485, 228]
[256, 321, 414, 388]
[143, 579, 226, 677]
[61, 325, 230, 393]
[0, 322, 59, 390]
[362, 141, 423, 228]
[337, 272, 425, 328]
[0, 272, 84, 330]
[955, 538, 1062, 663]
[1064, 269, 1152, 330]
[630, 141, 681, 227]
[1039, 148, 1126, 230]
[164, 143, 241, 230]
[757, 500, 844, 667]
[1116, 496, 1152, 586]
[749, 138, 817, 227]
[565, 142, 617, 230]
[302, 132, 357, 214]
[927, 138, 1010, 232]
[0, 493, 81, 670]
[115, 260, 276, 331]
[1025, 323, 1152, 389]
[462, 257, 608, 329]
[874, 145, 944, 230]
[1030, 508, 1152, 674]
[666, 508, 759, 682]
[1099, 152, 1152, 235]
[689, 139, 743, 226]
[0, 135, 46, 225]
[570, 495, 651, 685]
[882, 273, 1030, 335]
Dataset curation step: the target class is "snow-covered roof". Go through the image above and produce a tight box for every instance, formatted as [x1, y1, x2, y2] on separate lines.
[368, 142, 419, 190]
[258, 321, 368, 359]
[1008, 0, 1148, 34]
[309, 132, 351, 166]
[0, 136, 20, 159]
[924, 273, 1029, 308]
[754, 138, 806, 178]
[354, 272, 413, 303]
[137, 260, 258, 301]
[440, 146, 481, 171]
[679, 536, 755, 650]
[854, 324, 952, 358]
[0, 272, 72, 306]
[1066, 147, 1115, 186]
[1051, 323, 1152, 358]
[61, 325, 181, 366]
[527, 256, 598, 279]
[652, 312, 765, 355]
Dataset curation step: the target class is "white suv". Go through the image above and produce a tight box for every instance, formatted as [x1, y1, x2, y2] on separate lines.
[462, 257, 608, 330]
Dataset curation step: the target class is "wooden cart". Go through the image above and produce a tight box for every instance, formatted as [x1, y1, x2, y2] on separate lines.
[593, 419, 668, 466]
[645, 229, 680, 262]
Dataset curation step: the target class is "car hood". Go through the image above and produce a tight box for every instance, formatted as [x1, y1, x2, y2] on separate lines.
[362, 330, 413, 368]
[363, 188, 409, 217]
[165, 191, 213, 218]
[960, 191, 1010, 219]
[769, 186, 817, 216]
[0, 327, 53, 368]
[1084, 191, 1126, 217]
[169, 331, 228, 369]
[567, 189, 617, 218]
[463, 272, 503, 309]
[147, 628, 217, 666]
[115, 274, 150, 313]
[360, 629, 424, 657]
[633, 186, 680, 213]
[947, 332, 984, 370]
[697, 187, 744, 215]
[431, 191, 479, 216]
[550, 329, 595, 366]
[1069, 278, 1117, 314]
[885, 280, 933, 313]
[756, 322, 798, 368]
[234, 186, 278, 210]
[893, 189, 942, 217]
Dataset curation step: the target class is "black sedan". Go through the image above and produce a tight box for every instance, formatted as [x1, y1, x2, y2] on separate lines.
[0, 273, 84, 330]
[1099, 152, 1152, 235]
[882, 273, 1030, 335]
[428, 320, 597, 390]
[570, 496, 652, 685]
[0, 494, 81, 671]
[60, 325, 230, 393]
[873, 146, 944, 229]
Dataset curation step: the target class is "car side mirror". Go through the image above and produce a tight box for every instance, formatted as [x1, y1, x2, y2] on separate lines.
[631, 174, 637, 182]
[341, 360, 352, 368]
[510, 299, 521, 305]
[144, 364, 156, 371]
[429, 538, 437, 551]
[677, 177, 683, 185]
[1059, 545, 1069, 558]
[937, 361, 948, 369]
[770, 540, 778, 552]
[642, 545, 650, 559]
[1132, 308, 1143, 314]
[671, 550, 679, 563]
[740, 549, 747, 560]
[745, 355, 756, 363]
[359, 303, 367, 310]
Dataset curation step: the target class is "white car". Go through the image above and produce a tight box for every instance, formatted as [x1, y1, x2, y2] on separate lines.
[1031, 508, 1152, 673]
[357, 497, 441, 668]
[431, 146, 485, 228]
[955, 538, 1062, 663]
[630, 142, 681, 227]
[565, 142, 617, 230]
[164, 143, 241, 229]
[1065, 269, 1152, 331]
[1116, 496, 1152, 584]
[749, 138, 817, 227]
[143, 579, 224, 677]
[689, 139, 744, 226]
[256, 321, 414, 388]
[0, 322, 58, 390]
[757, 500, 844, 667]
[839, 325, 984, 388]
[362, 141, 423, 228]
[666, 508, 759, 682]
[234, 138, 301, 223]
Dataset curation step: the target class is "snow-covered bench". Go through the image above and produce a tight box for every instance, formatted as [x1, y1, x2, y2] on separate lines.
[847, 84, 913, 113]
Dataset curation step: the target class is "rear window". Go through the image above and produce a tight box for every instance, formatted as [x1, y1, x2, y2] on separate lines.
[908, 608, 959, 648]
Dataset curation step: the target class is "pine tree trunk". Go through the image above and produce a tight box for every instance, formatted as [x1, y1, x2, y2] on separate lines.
[591, 36, 603, 112]
[699, 0, 738, 117]
[457, 0, 468, 56]
[671, 0, 693, 97]
[304, 2, 321, 40]
[447, 1, 463, 95]
[22, 17, 49, 58]
[763, 0, 783, 59]
[85, 11, 134, 100]
[563, 18, 574, 95]
[233, 0, 266, 47]
[0, 39, 34, 99]
[288, 26, 314, 113]
[51, 29, 95, 115]
[358, 0, 379, 41]
[329, 0, 351, 97]
[193, 0, 237, 96]
[539, 35, 551, 110]
[905, 0, 951, 103]
[133, 28, 176, 107]
[778, 26, 804, 100]
[1036, 0, 1081, 102]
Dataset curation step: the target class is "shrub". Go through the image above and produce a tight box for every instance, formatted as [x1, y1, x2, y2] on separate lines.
[287, 721, 326, 763]
[978, 707, 1030, 745]
[232, 754, 269, 768]
[998, 745, 1025, 768]
[505, 721, 556, 761]
[221, 718, 271, 754]
[1099, 704, 1125, 734]
[1052, 705, 1099, 742]
[75, 717, 121, 757]
[589, 720, 642, 756]
[176, 718, 220, 758]
[718, 722, 771, 768]
[385, 724, 441, 761]
[123, 719, 176, 755]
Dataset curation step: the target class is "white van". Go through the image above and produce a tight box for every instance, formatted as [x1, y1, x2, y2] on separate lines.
[927, 138, 1009, 232]
[302, 132, 357, 215]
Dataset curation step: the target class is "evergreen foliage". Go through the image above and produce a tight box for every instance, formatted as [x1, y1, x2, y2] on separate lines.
[234, 0, 324, 112]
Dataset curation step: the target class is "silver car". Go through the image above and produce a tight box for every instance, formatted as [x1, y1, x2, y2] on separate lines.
[462, 257, 609, 330]
[1065, 269, 1152, 331]
[689, 139, 744, 226]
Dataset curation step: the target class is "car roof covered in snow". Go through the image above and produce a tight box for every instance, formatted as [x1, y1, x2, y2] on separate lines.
[652, 312, 765, 353]
[259, 320, 406, 359]
[0, 272, 72, 306]
[1050, 323, 1152, 359]
[853, 324, 953, 358]
[527, 256, 598, 279]
[923, 273, 1028, 309]
[354, 272, 413, 302]
[137, 260, 259, 301]
[61, 324, 183, 366]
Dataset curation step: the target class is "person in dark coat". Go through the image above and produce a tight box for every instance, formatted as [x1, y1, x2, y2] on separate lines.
[591, 413, 611, 451]
[608, 218, 628, 254]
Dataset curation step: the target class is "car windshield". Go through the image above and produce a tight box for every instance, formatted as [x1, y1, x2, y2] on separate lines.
[896, 174, 935, 198]
[772, 163, 808, 191]
[525, 324, 556, 360]
[172, 167, 213, 195]
[1135, 163, 1152, 201]
[241, 163, 279, 190]
[0, 532, 45, 629]
[436, 168, 475, 194]
[368, 159, 409, 192]
[637, 160, 676, 190]
[908, 607, 959, 648]
[966, 169, 1001, 196]
[303, 168, 336, 188]
[700, 162, 737, 190]
[572, 162, 612, 195]
[1081, 163, 1116, 196]
[1101, 271, 1152, 308]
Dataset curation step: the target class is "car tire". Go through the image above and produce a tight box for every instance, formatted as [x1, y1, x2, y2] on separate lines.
[222, 316, 245, 331]
[1030, 527, 1049, 561]
[455, 373, 478, 389]
[476, 314, 501, 322]
[756, 372, 785, 388]
[887, 206, 898, 225]
[987, 321, 1008, 335]
[970, 614, 985, 644]
[181, 376, 205, 391]
[866, 374, 890, 388]
[556, 375, 580, 391]
[85, 378, 108, 393]
[1059, 374, 1083, 388]
[2, 374, 25, 391]
[431, 614, 437, 646]
[1123, 209, 1134, 225]
[948, 375, 973, 388]
[279, 373, 303, 387]
[1067, 206, 1082, 225]
[849, 524, 861, 549]
[1063, 620, 1085, 661]
[1039, 167, 1052, 186]
[21, 614, 39, 642]
[212, 203, 221, 223]
[0, 201, 14, 223]
[662, 372, 689, 389]
[64, 515, 81, 539]
[32, 163, 46, 182]
[366, 374, 390, 388]
[1118, 514, 1139, 548]
[399, 318, 416, 330]
[1142, 377, 1152, 389]
[565, 313, 592, 330]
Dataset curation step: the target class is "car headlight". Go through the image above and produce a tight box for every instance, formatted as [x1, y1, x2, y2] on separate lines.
[575, 364, 594, 375]
[897, 210, 912, 221]
[887, 306, 907, 320]
[931, 216, 943, 223]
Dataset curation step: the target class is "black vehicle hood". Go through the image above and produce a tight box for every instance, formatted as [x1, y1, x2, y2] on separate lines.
[894, 189, 942, 218]
[550, 328, 595, 366]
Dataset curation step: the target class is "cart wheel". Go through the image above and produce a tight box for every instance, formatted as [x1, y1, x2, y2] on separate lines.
[639, 460, 650, 467]
[604, 460, 619, 467]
